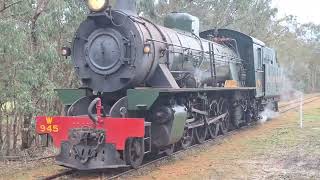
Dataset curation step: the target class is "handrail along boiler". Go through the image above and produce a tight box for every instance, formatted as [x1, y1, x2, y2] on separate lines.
[36, 0, 282, 170]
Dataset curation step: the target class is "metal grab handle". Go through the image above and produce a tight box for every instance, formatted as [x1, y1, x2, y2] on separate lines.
[88, 98, 101, 124]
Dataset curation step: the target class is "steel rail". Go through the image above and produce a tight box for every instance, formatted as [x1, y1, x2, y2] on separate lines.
[107, 130, 240, 180]
[279, 94, 320, 109]
[280, 96, 320, 114]
[41, 170, 76, 180]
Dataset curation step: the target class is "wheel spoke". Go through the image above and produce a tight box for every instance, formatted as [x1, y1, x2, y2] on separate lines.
[208, 123, 217, 138]
[194, 125, 207, 144]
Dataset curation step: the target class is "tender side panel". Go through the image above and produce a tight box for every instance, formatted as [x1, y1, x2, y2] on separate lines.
[263, 48, 281, 98]
[265, 64, 281, 97]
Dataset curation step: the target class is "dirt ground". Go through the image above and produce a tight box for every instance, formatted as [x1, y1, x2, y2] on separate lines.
[128, 99, 320, 180]
[0, 99, 320, 180]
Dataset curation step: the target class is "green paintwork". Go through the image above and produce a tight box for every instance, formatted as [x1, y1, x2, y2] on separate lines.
[263, 47, 281, 97]
[127, 89, 160, 110]
[253, 44, 264, 98]
[164, 12, 200, 35]
[169, 106, 187, 144]
[55, 89, 88, 105]
[265, 64, 281, 97]
[252, 46, 281, 98]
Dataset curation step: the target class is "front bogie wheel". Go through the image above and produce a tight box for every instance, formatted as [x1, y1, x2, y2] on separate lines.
[124, 138, 144, 169]
[180, 128, 193, 149]
[163, 144, 175, 156]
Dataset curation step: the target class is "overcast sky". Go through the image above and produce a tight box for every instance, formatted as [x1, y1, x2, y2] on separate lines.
[272, 0, 320, 24]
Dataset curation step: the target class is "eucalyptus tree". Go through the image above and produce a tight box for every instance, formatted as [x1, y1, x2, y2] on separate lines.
[0, 0, 87, 151]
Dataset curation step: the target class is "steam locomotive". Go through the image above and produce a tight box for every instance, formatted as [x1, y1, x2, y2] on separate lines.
[36, 0, 282, 170]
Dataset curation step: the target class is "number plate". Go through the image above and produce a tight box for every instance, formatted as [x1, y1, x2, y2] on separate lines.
[40, 124, 59, 133]
[39, 117, 59, 133]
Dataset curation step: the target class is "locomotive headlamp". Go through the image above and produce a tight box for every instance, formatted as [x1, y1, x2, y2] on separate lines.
[87, 0, 108, 12]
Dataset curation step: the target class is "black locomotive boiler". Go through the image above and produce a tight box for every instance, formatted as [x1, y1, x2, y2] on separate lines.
[36, 0, 282, 170]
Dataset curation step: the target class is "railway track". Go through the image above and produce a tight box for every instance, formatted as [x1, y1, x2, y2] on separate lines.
[41, 95, 320, 180]
[42, 169, 76, 180]
[107, 129, 244, 180]
[279, 94, 320, 109]
[279, 95, 320, 113]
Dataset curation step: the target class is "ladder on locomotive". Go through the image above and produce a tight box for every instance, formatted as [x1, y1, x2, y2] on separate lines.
[144, 122, 152, 154]
[209, 42, 217, 87]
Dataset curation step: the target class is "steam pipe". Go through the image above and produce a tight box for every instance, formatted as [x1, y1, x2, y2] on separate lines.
[115, 0, 137, 15]
[88, 97, 101, 125]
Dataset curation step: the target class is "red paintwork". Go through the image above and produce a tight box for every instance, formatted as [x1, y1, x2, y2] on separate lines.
[96, 98, 103, 124]
[35, 116, 145, 150]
